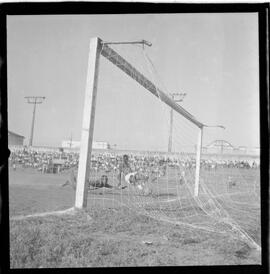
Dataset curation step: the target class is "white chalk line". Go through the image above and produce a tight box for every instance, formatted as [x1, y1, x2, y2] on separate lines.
[10, 207, 76, 221]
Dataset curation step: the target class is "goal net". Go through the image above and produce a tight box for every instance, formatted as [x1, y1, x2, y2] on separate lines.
[75, 38, 260, 251]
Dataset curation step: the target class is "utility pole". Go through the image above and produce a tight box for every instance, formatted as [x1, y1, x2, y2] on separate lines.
[70, 132, 73, 148]
[24, 96, 45, 147]
[168, 92, 186, 153]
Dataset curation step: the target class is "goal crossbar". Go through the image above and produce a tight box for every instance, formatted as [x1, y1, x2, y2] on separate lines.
[100, 42, 204, 129]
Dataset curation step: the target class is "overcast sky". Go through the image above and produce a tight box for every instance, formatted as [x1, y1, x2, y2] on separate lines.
[7, 13, 259, 151]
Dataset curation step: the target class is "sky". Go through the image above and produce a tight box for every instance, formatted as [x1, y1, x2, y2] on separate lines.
[7, 13, 259, 151]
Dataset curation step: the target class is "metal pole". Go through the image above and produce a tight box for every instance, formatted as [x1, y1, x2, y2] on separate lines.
[70, 133, 72, 148]
[168, 93, 186, 153]
[102, 40, 152, 47]
[24, 96, 45, 147]
[168, 108, 173, 153]
[194, 127, 203, 197]
[29, 100, 37, 146]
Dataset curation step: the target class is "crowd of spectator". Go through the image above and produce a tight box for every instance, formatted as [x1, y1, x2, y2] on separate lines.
[9, 147, 259, 175]
[200, 159, 259, 170]
[9, 147, 79, 173]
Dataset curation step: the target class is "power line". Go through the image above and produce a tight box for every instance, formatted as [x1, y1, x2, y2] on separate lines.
[24, 96, 45, 147]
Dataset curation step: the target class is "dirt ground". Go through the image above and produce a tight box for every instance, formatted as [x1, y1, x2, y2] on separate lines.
[8, 167, 261, 267]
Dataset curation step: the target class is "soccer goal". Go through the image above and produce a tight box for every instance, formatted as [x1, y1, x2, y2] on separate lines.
[75, 37, 204, 207]
[75, 37, 261, 251]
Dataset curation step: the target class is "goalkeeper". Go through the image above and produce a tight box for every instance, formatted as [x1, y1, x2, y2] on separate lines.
[62, 169, 127, 190]
[88, 174, 127, 190]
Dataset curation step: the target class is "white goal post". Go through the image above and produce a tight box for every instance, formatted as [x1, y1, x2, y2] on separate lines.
[75, 37, 204, 209]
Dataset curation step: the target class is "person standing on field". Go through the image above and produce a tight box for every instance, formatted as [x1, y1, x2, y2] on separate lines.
[117, 154, 132, 188]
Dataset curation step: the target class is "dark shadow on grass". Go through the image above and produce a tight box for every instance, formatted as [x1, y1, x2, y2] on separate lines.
[153, 193, 177, 198]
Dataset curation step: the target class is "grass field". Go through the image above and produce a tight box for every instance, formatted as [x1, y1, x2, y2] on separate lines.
[9, 166, 261, 267]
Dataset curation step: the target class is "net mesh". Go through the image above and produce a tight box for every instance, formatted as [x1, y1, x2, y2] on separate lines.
[76, 41, 260, 250]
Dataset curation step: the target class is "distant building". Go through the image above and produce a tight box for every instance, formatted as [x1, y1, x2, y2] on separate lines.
[61, 140, 110, 150]
[93, 141, 110, 150]
[8, 130, 25, 146]
[205, 140, 260, 156]
[61, 140, 81, 149]
[206, 140, 234, 154]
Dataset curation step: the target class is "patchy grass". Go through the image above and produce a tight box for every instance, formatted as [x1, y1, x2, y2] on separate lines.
[10, 207, 261, 268]
[9, 168, 261, 267]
